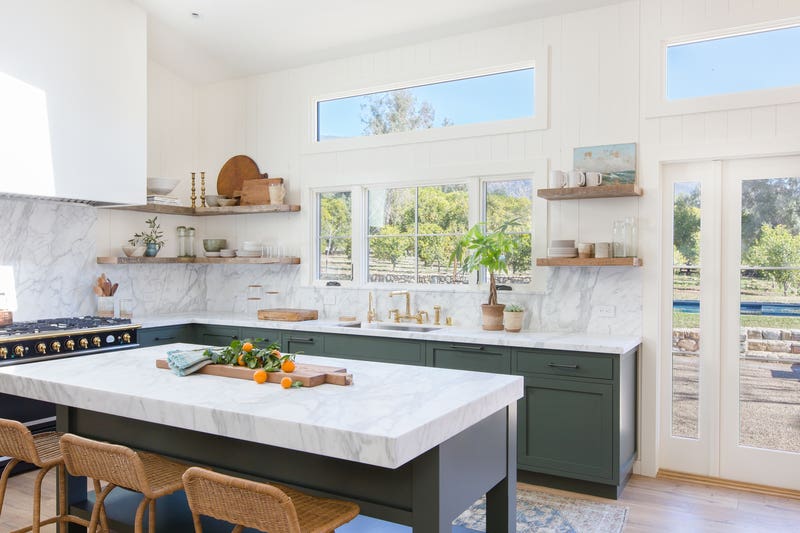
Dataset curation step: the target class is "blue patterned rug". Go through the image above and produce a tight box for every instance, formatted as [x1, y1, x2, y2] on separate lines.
[452, 488, 628, 533]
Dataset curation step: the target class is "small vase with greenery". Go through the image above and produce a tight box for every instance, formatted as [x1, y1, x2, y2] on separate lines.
[503, 304, 525, 333]
[131, 217, 165, 257]
[451, 219, 520, 331]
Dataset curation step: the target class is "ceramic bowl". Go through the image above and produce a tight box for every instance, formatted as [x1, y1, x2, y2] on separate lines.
[217, 198, 238, 207]
[204, 195, 220, 207]
[122, 245, 146, 257]
[202, 239, 227, 252]
[146, 177, 180, 196]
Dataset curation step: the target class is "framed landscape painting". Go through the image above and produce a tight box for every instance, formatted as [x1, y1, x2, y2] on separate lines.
[573, 142, 636, 184]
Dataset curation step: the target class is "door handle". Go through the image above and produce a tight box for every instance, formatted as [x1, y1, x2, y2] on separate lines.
[288, 337, 315, 343]
[547, 362, 579, 369]
[449, 344, 485, 351]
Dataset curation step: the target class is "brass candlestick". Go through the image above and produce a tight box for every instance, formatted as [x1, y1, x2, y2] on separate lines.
[200, 171, 206, 207]
[190, 172, 196, 208]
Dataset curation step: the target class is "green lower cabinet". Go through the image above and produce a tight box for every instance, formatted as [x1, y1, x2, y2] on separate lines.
[282, 332, 324, 355]
[322, 334, 425, 365]
[194, 325, 240, 347]
[518, 376, 613, 481]
[513, 347, 637, 499]
[426, 342, 510, 373]
[137, 325, 193, 347]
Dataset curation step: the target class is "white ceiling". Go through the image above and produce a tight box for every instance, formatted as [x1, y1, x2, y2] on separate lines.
[133, 0, 627, 84]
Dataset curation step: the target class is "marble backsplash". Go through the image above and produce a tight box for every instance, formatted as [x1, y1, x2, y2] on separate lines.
[1, 197, 641, 335]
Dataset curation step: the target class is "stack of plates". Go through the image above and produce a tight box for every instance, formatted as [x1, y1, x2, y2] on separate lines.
[236, 250, 262, 258]
[548, 239, 577, 258]
[205, 252, 221, 258]
[219, 249, 236, 258]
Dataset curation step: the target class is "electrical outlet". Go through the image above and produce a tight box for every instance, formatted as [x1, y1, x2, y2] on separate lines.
[597, 305, 616, 318]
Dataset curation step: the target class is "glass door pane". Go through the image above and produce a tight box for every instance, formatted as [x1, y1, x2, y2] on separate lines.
[672, 182, 702, 439]
[738, 177, 800, 453]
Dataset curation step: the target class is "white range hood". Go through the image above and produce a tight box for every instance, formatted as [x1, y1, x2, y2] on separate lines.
[0, 0, 147, 205]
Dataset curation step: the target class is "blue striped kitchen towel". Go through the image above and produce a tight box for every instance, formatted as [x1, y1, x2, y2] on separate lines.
[166, 348, 213, 376]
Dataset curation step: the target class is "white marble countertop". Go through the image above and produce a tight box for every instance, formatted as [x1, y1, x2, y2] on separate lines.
[135, 312, 641, 355]
[0, 343, 523, 469]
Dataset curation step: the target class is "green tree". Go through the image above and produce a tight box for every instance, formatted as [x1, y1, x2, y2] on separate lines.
[742, 178, 800, 257]
[361, 89, 451, 135]
[370, 226, 410, 270]
[745, 224, 800, 295]
[320, 194, 351, 256]
[673, 189, 700, 265]
[673, 245, 688, 266]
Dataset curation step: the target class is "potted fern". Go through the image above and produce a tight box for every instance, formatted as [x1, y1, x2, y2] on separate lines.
[451, 219, 520, 331]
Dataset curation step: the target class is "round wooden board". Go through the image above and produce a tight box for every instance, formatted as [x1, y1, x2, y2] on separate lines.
[217, 155, 262, 197]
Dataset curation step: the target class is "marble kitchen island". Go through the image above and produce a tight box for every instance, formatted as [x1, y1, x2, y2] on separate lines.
[0, 343, 523, 532]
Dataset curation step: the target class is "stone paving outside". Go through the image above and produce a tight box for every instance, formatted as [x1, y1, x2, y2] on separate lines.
[672, 353, 800, 453]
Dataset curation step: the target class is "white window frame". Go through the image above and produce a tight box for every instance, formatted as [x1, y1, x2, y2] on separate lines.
[304, 57, 550, 154]
[645, 17, 800, 117]
[311, 163, 548, 293]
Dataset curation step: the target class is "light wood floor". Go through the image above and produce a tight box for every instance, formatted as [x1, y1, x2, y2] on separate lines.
[2, 469, 800, 532]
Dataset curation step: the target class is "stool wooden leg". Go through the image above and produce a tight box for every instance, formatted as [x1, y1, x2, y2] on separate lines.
[134, 497, 149, 533]
[90, 483, 116, 533]
[148, 499, 156, 533]
[32, 463, 55, 533]
[191, 513, 204, 533]
[92, 480, 110, 532]
[0, 458, 20, 513]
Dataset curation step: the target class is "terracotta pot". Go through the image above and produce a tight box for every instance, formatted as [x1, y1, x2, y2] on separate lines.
[503, 311, 524, 333]
[481, 303, 505, 331]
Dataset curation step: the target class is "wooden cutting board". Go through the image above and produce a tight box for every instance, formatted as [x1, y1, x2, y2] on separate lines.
[217, 155, 263, 197]
[240, 177, 284, 205]
[258, 308, 318, 321]
[156, 359, 352, 387]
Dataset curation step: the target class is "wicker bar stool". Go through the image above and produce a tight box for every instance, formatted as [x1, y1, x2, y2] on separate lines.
[0, 419, 101, 533]
[182, 466, 360, 533]
[59, 433, 190, 533]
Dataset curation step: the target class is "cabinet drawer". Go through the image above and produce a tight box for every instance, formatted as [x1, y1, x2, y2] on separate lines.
[426, 342, 510, 373]
[514, 349, 613, 380]
[322, 334, 425, 366]
[138, 325, 190, 347]
[240, 327, 282, 346]
[283, 332, 323, 355]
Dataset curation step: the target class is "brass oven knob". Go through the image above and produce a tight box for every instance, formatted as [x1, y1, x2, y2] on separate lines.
[0, 347, 7, 359]
[122, 333, 131, 343]
[65, 339, 76, 351]
[14, 345, 24, 357]
[51, 341, 61, 353]
[36, 342, 47, 354]
[92, 336, 102, 348]
[79, 338, 89, 349]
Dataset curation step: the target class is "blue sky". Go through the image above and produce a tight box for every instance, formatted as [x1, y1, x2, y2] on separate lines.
[318, 68, 534, 140]
[667, 25, 800, 99]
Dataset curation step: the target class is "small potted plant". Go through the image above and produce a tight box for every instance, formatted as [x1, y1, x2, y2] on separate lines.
[503, 304, 524, 333]
[451, 219, 520, 331]
[132, 216, 166, 257]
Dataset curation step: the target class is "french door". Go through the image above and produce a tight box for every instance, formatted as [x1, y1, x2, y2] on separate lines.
[661, 155, 800, 489]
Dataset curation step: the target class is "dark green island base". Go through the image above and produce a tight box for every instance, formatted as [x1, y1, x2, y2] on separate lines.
[142, 323, 639, 500]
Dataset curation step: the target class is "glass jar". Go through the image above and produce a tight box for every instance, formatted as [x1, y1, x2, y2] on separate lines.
[612, 220, 626, 258]
[176, 226, 187, 257]
[186, 227, 196, 257]
[625, 217, 638, 257]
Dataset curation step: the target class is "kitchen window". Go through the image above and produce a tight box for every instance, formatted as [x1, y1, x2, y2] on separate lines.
[313, 62, 545, 147]
[666, 24, 800, 100]
[367, 184, 469, 284]
[317, 191, 353, 281]
[484, 179, 533, 285]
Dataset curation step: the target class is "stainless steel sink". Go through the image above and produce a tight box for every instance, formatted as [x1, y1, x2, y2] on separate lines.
[364, 323, 442, 333]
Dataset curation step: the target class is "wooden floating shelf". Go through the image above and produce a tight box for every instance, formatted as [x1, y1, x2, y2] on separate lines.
[536, 257, 642, 267]
[537, 184, 642, 201]
[97, 256, 301, 265]
[111, 204, 301, 216]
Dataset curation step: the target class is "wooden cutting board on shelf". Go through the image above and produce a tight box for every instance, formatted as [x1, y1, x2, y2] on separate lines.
[217, 155, 263, 197]
[240, 177, 284, 205]
[258, 308, 318, 321]
[155, 359, 352, 387]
